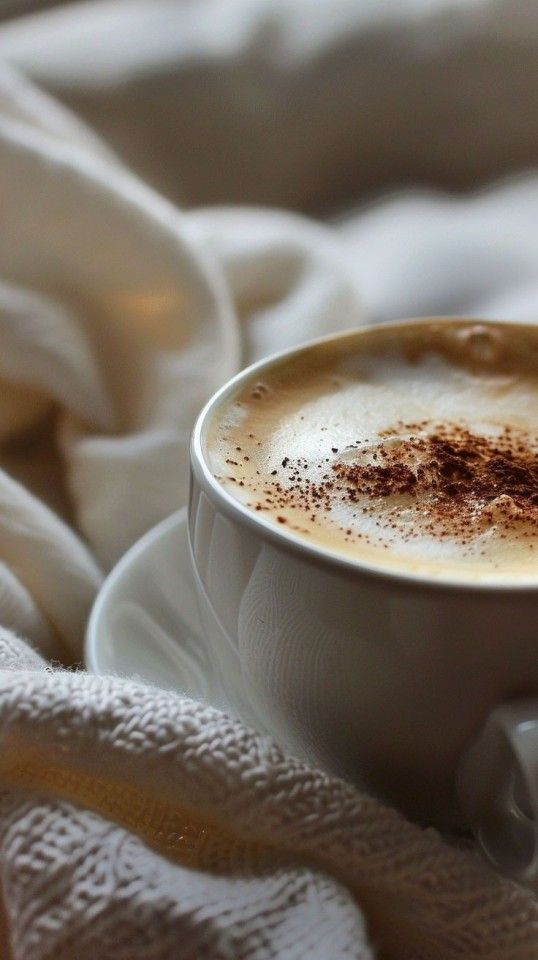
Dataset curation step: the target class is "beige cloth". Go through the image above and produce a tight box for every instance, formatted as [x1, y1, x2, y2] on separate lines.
[0, 2, 537, 957]
[2, 0, 538, 211]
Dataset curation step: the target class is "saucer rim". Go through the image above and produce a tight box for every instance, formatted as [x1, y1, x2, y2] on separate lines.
[85, 508, 187, 675]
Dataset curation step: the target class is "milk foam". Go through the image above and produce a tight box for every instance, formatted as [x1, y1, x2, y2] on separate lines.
[207, 322, 538, 581]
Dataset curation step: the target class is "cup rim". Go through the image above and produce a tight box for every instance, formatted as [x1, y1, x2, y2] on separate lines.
[191, 316, 538, 594]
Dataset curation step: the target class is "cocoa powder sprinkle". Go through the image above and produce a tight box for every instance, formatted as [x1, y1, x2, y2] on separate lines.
[240, 421, 538, 549]
[329, 422, 538, 542]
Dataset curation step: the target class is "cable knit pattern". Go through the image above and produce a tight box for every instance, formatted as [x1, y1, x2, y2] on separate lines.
[0, 3, 536, 958]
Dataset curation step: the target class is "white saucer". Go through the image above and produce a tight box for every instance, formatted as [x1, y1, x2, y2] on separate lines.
[85, 508, 235, 712]
[86, 509, 535, 879]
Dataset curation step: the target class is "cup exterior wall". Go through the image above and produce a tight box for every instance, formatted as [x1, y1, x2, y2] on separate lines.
[189, 467, 538, 824]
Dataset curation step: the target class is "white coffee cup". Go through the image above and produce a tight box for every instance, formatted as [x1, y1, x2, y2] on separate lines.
[188, 318, 538, 878]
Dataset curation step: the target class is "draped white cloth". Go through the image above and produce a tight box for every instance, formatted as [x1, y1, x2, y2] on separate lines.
[0, 2, 537, 957]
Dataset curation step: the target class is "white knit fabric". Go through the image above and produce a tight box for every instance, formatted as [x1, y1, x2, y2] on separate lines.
[0, 2, 536, 958]
[2, 630, 538, 960]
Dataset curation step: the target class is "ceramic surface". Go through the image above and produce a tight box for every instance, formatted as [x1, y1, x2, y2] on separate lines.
[86, 508, 269, 731]
[86, 500, 538, 878]
[189, 320, 538, 834]
[86, 509, 227, 707]
[87, 320, 538, 878]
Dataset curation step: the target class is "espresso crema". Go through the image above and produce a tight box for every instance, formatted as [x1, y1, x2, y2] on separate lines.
[207, 321, 538, 581]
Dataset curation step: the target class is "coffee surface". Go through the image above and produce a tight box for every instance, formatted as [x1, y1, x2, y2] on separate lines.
[207, 321, 538, 580]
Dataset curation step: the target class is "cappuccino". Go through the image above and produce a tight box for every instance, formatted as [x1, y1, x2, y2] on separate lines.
[207, 321, 538, 581]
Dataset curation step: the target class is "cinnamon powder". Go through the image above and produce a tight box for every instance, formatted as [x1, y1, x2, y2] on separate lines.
[331, 422, 538, 543]
[251, 421, 538, 546]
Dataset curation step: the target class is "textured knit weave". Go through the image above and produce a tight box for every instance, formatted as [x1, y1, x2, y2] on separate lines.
[1, 630, 538, 960]
[0, 3, 537, 958]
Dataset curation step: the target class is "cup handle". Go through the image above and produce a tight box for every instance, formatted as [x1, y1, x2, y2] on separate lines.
[457, 699, 538, 880]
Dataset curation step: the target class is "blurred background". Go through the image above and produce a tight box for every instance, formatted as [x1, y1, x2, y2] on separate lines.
[0, 0, 536, 214]
[1, 0, 538, 327]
